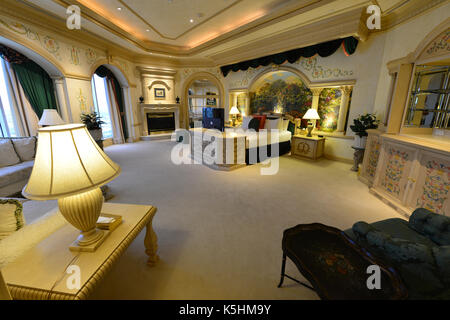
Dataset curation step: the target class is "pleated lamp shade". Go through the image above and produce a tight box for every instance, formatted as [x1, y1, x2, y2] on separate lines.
[229, 106, 240, 115]
[38, 109, 65, 126]
[23, 124, 121, 200]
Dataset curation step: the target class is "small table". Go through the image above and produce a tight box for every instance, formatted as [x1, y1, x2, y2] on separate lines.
[291, 135, 325, 160]
[3, 203, 158, 300]
[278, 223, 407, 300]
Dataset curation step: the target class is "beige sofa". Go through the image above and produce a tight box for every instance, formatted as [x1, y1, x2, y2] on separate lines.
[0, 137, 36, 197]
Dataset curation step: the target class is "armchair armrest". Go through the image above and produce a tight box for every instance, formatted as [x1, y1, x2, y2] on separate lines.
[409, 208, 450, 246]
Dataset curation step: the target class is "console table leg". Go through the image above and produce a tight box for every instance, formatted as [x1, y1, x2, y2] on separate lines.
[144, 220, 159, 266]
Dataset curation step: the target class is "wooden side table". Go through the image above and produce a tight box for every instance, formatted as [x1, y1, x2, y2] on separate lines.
[291, 135, 325, 160]
[2, 203, 158, 300]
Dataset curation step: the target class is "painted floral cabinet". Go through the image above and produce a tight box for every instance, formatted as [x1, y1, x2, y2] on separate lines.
[359, 129, 383, 186]
[406, 151, 450, 215]
[371, 135, 450, 216]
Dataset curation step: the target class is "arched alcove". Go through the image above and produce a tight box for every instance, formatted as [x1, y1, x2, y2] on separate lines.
[0, 36, 64, 78]
[182, 72, 225, 129]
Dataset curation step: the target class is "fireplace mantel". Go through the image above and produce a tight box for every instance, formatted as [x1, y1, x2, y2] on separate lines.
[140, 103, 181, 136]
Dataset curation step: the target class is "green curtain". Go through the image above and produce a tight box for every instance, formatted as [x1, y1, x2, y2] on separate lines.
[12, 60, 57, 119]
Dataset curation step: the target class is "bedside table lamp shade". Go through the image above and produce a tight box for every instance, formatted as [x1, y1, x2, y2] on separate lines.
[302, 108, 320, 137]
[229, 106, 240, 115]
[38, 109, 65, 126]
[23, 124, 121, 251]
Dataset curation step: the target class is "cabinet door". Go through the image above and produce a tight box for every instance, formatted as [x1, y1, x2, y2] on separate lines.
[292, 138, 316, 159]
[361, 133, 382, 184]
[407, 151, 450, 216]
[375, 141, 418, 203]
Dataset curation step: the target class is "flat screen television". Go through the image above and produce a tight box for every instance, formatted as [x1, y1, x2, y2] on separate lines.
[202, 107, 224, 131]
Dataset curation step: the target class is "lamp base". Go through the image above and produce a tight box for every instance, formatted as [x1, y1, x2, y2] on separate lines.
[69, 229, 110, 252]
[306, 124, 314, 137]
[58, 187, 106, 252]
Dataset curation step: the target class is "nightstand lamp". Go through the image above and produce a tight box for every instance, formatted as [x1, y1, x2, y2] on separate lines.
[23, 124, 121, 252]
[229, 106, 240, 127]
[38, 109, 65, 127]
[303, 108, 320, 137]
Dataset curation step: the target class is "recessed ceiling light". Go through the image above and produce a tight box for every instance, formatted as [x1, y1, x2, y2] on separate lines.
[117, 7, 122, 11]
[190, 19, 194, 23]
[146, 29, 150, 32]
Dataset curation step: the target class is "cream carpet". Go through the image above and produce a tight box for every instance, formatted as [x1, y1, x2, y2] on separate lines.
[89, 140, 404, 300]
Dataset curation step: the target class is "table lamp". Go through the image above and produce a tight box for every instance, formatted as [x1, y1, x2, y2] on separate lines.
[38, 109, 65, 126]
[229, 106, 240, 127]
[303, 108, 320, 137]
[23, 124, 121, 252]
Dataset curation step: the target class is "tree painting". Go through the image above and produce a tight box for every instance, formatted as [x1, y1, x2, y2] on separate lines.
[317, 88, 342, 132]
[249, 71, 312, 118]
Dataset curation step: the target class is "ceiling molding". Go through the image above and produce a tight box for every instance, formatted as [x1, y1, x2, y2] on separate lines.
[379, 0, 448, 31]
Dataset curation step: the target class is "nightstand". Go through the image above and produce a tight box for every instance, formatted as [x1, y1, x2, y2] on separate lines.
[291, 135, 325, 160]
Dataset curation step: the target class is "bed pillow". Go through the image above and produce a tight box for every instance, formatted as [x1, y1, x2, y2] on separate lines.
[0, 140, 21, 168]
[11, 137, 36, 162]
[265, 118, 281, 130]
[242, 116, 252, 129]
[281, 119, 289, 131]
[0, 199, 25, 240]
[248, 118, 260, 132]
[252, 115, 266, 130]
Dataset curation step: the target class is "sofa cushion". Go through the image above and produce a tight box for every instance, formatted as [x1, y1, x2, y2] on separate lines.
[0, 161, 34, 189]
[11, 137, 36, 161]
[409, 208, 450, 246]
[0, 140, 21, 168]
[0, 198, 25, 240]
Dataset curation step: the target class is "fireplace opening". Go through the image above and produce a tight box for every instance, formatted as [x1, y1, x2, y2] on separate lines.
[147, 112, 175, 134]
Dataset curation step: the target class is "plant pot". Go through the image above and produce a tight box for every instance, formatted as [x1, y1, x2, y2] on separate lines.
[353, 135, 367, 149]
[88, 128, 103, 141]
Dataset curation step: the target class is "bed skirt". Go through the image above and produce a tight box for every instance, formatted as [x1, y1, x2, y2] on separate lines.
[245, 140, 291, 164]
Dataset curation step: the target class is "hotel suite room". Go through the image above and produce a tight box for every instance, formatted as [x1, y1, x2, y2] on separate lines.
[0, 0, 449, 304]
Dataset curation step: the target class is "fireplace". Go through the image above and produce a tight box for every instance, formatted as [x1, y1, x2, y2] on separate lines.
[147, 112, 175, 134]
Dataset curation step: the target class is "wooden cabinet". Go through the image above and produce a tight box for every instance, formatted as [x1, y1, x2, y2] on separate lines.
[372, 134, 450, 216]
[291, 135, 325, 160]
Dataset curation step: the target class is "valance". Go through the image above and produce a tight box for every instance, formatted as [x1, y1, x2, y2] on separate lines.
[0, 45, 29, 64]
[220, 37, 358, 77]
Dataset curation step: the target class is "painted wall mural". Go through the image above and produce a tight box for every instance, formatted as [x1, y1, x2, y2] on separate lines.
[317, 88, 341, 132]
[249, 70, 312, 117]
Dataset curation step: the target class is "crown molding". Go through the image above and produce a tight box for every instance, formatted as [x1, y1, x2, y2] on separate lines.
[377, 0, 448, 32]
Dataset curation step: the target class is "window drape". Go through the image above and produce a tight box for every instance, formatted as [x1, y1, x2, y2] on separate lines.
[94, 66, 128, 141]
[0, 45, 57, 119]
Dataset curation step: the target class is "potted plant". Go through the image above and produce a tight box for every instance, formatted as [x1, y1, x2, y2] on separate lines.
[80, 112, 105, 148]
[350, 113, 379, 148]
